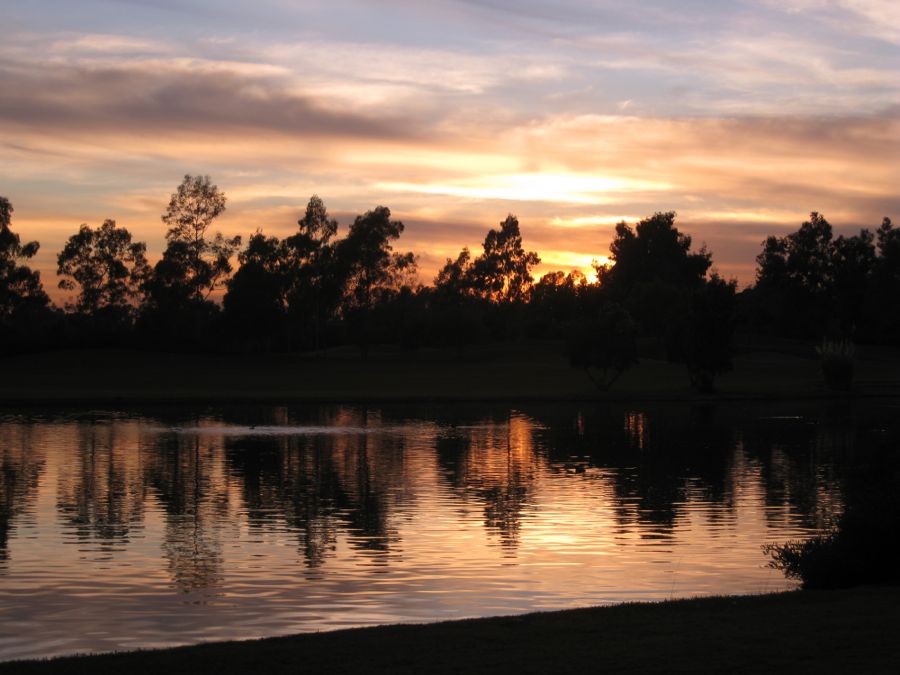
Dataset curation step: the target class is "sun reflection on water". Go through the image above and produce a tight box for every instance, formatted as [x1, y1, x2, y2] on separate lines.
[0, 402, 861, 661]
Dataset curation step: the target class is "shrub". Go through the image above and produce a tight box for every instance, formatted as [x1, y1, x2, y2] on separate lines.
[765, 467, 900, 589]
[566, 304, 638, 390]
[816, 338, 854, 391]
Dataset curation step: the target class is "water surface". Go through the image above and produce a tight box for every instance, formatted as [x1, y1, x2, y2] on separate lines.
[0, 401, 879, 660]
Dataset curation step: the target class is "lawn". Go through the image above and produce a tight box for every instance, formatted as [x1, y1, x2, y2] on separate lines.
[3, 341, 900, 404]
[4, 588, 898, 674]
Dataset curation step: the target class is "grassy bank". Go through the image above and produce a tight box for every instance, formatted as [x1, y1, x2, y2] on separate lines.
[4, 588, 898, 674]
[4, 342, 900, 404]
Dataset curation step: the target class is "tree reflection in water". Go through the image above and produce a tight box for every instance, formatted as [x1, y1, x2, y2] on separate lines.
[0, 423, 46, 565]
[0, 402, 861, 588]
[146, 431, 229, 593]
[57, 422, 144, 548]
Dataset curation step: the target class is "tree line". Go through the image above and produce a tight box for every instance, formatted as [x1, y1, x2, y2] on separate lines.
[1, 175, 897, 389]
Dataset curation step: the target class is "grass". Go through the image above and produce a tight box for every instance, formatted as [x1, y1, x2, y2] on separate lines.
[3, 341, 900, 404]
[4, 587, 899, 674]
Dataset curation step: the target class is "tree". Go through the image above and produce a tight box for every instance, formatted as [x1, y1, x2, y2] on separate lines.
[0, 196, 49, 318]
[286, 195, 338, 261]
[430, 248, 487, 352]
[598, 212, 711, 341]
[337, 206, 416, 357]
[284, 195, 342, 349]
[162, 174, 227, 245]
[753, 212, 878, 339]
[56, 219, 149, 316]
[156, 174, 240, 301]
[877, 217, 900, 265]
[139, 176, 239, 345]
[599, 211, 711, 296]
[775, 211, 834, 293]
[566, 303, 638, 390]
[869, 217, 900, 344]
[434, 248, 474, 301]
[223, 231, 289, 347]
[754, 212, 834, 338]
[530, 270, 589, 337]
[831, 229, 875, 334]
[470, 215, 540, 303]
[679, 274, 737, 393]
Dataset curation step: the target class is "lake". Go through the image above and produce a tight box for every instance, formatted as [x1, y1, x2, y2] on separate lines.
[0, 400, 884, 661]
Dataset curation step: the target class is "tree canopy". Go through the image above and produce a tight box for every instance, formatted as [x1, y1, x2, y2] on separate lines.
[753, 212, 879, 338]
[336, 206, 416, 355]
[597, 211, 712, 341]
[3, 180, 899, 366]
[338, 206, 416, 314]
[153, 174, 241, 303]
[223, 231, 289, 344]
[162, 174, 227, 245]
[0, 196, 49, 318]
[57, 219, 149, 315]
[470, 215, 540, 303]
[600, 211, 711, 294]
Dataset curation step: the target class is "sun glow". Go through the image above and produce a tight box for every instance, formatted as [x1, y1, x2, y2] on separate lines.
[537, 252, 610, 277]
[377, 173, 673, 205]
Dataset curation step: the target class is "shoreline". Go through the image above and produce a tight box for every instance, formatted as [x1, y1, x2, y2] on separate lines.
[4, 588, 898, 674]
[0, 390, 892, 408]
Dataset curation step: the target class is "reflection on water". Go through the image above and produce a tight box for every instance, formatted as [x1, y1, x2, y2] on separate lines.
[0, 401, 882, 661]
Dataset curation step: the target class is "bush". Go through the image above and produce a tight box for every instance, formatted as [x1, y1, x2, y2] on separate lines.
[765, 455, 900, 589]
[816, 338, 854, 391]
[566, 304, 638, 390]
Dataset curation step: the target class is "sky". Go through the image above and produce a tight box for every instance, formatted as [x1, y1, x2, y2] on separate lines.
[3, 0, 899, 300]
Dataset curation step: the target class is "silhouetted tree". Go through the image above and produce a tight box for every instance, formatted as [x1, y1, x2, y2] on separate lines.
[679, 274, 737, 393]
[287, 195, 338, 259]
[0, 196, 49, 318]
[434, 247, 474, 300]
[598, 212, 711, 351]
[337, 206, 416, 357]
[461, 214, 541, 340]
[56, 219, 149, 317]
[530, 270, 590, 337]
[285, 195, 342, 349]
[140, 176, 240, 345]
[0, 197, 56, 353]
[877, 217, 900, 265]
[761, 212, 834, 293]
[470, 215, 540, 304]
[223, 231, 288, 348]
[831, 229, 875, 335]
[753, 212, 879, 339]
[157, 174, 241, 300]
[599, 212, 711, 296]
[566, 303, 638, 389]
[163, 174, 226, 244]
[869, 217, 900, 344]
[430, 247, 486, 352]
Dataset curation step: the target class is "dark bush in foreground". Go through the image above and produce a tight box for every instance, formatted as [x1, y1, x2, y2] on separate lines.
[765, 452, 900, 589]
[764, 519, 896, 590]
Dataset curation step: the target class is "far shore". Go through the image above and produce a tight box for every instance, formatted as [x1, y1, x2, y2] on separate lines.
[4, 341, 900, 406]
[4, 587, 898, 674]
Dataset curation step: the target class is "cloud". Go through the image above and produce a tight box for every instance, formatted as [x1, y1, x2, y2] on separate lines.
[765, 0, 900, 44]
[3, 3, 898, 300]
[0, 58, 421, 141]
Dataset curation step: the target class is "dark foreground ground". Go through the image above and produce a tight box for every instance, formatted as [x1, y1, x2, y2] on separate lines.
[4, 588, 899, 675]
[5, 341, 900, 404]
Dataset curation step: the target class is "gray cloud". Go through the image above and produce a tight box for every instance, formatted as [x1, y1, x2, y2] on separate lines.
[0, 59, 424, 140]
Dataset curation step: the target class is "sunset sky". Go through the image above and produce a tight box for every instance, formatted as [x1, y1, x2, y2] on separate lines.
[3, 0, 898, 300]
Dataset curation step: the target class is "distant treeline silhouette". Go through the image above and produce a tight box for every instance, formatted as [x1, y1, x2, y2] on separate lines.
[1, 176, 897, 389]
